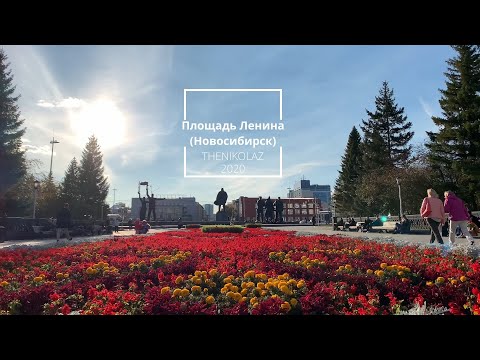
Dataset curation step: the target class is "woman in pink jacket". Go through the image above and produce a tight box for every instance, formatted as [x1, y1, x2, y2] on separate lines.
[420, 188, 445, 244]
[443, 191, 475, 246]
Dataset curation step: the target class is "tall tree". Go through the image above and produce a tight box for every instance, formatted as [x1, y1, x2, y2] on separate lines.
[334, 126, 363, 216]
[59, 157, 80, 217]
[77, 135, 109, 219]
[426, 45, 480, 209]
[0, 48, 26, 215]
[36, 173, 60, 218]
[361, 81, 414, 170]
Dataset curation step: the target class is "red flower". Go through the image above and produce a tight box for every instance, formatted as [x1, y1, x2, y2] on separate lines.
[50, 293, 60, 301]
[61, 304, 71, 315]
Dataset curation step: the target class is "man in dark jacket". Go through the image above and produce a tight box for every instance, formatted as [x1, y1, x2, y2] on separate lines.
[256, 196, 265, 223]
[273, 197, 284, 223]
[56, 202, 72, 242]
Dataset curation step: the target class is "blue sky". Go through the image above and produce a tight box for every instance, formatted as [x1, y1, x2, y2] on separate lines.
[2, 45, 455, 207]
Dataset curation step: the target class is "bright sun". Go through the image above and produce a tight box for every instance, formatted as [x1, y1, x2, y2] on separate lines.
[70, 99, 127, 150]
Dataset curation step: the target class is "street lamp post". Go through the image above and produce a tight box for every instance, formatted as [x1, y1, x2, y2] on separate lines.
[396, 177, 403, 220]
[33, 180, 40, 219]
[49, 137, 59, 176]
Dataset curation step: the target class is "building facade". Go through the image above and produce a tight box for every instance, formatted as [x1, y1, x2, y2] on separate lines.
[203, 204, 214, 221]
[288, 179, 331, 208]
[131, 197, 204, 222]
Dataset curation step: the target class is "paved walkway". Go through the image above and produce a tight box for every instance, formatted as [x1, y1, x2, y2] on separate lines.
[1, 225, 477, 255]
[0, 228, 172, 250]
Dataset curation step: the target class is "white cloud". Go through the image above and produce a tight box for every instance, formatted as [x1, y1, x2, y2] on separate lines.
[22, 137, 31, 143]
[37, 97, 86, 109]
[22, 144, 52, 155]
[419, 97, 434, 118]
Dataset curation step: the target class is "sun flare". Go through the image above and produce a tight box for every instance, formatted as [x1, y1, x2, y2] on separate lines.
[69, 99, 127, 150]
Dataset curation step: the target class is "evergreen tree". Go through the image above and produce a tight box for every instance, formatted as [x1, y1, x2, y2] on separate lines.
[77, 135, 109, 219]
[59, 157, 80, 217]
[0, 48, 26, 215]
[361, 81, 414, 170]
[334, 126, 363, 216]
[36, 173, 60, 218]
[426, 45, 480, 208]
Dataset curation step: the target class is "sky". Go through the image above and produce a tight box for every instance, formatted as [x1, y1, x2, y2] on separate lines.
[1, 45, 455, 207]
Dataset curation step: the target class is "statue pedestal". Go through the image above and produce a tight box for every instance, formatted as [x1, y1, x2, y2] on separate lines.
[216, 210, 228, 222]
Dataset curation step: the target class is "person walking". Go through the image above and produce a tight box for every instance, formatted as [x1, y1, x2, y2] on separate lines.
[420, 189, 445, 245]
[56, 202, 73, 242]
[444, 190, 475, 246]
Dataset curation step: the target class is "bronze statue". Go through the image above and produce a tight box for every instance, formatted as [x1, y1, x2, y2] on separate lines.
[214, 188, 228, 212]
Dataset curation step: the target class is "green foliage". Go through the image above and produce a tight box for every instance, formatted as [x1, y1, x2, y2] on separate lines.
[186, 224, 201, 228]
[426, 45, 480, 209]
[244, 223, 262, 228]
[35, 173, 60, 218]
[77, 135, 109, 220]
[361, 81, 414, 170]
[201, 225, 244, 233]
[0, 49, 26, 215]
[334, 126, 364, 216]
[59, 157, 81, 218]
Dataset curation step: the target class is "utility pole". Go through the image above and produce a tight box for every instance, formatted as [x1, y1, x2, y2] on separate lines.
[49, 136, 59, 176]
[396, 178, 403, 221]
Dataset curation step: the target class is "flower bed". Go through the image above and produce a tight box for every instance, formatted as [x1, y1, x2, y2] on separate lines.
[0, 228, 479, 315]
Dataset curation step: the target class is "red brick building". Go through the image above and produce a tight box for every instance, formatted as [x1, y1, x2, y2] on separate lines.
[235, 196, 322, 223]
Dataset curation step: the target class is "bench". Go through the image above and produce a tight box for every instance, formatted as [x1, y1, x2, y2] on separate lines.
[371, 221, 398, 233]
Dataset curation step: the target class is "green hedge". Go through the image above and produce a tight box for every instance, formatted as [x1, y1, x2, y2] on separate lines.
[201, 225, 244, 233]
[244, 223, 262, 228]
[186, 224, 202, 229]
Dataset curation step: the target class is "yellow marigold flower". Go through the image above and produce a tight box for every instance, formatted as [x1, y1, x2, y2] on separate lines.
[0, 281, 9, 287]
[241, 288, 248, 296]
[194, 270, 202, 277]
[161, 286, 171, 294]
[56, 273, 64, 279]
[366, 269, 374, 275]
[282, 273, 289, 279]
[265, 283, 273, 290]
[180, 289, 190, 297]
[290, 298, 298, 307]
[241, 297, 247, 303]
[269, 252, 276, 257]
[345, 265, 352, 271]
[426, 281, 434, 287]
[241, 282, 248, 289]
[277, 281, 287, 288]
[261, 290, 268, 296]
[86, 267, 94, 275]
[257, 282, 265, 290]
[201, 271, 207, 277]
[376, 270, 385, 277]
[398, 271, 405, 276]
[250, 297, 258, 305]
[63, 273, 69, 279]
[175, 276, 184, 285]
[223, 278, 232, 284]
[280, 285, 290, 294]
[401, 278, 409, 283]
[93, 264, 100, 269]
[205, 296, 215, 305]
[231, 286, 239, 293]
[204, 288, 209, 294]
[271, 294, 279, 299]
[435, 277, 445, 284]
[194, 278, 202, 285]
[33, 276, 43, 283]
[297, 280, 305, 289]
[226, 291, 235, 299]
[460, 276, 467, 282]
[209, 269, 218, 277]
[92, 269, 98, 275]
[380, 263, 388, 269]
[233, 293, 242, 302]
[353, 249, 361, 255]
[281, 302, 291, 312]
[386, 266, 393, 272]
[252, 303, 259, 308]
[244, 271, 255, 278]
[450, 279, 458, 285]
[247, 282, 255, 288]
[220, 287, 228, 294]
[338, 266, 345, 271]
[191, 286, 202, 294]
[404, 267, 411, 272]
